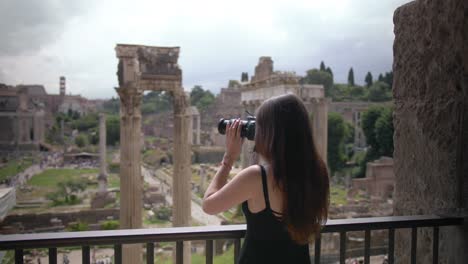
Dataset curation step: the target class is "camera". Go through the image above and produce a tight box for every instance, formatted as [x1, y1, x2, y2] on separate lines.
[218, 115, 256, 141]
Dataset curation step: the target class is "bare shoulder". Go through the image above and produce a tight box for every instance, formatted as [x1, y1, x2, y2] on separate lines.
[235, 165, 261, 181]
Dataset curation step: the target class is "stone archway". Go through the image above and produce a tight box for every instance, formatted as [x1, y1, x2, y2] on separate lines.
[115, 44, 192, 263]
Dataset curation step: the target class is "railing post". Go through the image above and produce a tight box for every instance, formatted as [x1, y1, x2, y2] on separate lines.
[15, 249, 23, 264]
[146, 242, 154, 264]
[234, 238, 241, 263]
[433, 227, 439, 264]
[114, 244, 122, 264]
[205, 240, 213, 264]
[176, 241, 184, 264]
[411, 227, 417, 264]
[340, 232, 346, 264]
[388, 228, 395, 264]
[48, 248, 57, 264]
[364, 230, 370, 264]
[314, 233, 321, 264]
[82, 246, 90, 264]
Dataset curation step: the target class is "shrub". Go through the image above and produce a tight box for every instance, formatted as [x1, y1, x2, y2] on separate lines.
[68, 221, 89, 232]
[100, 220, 119, 230]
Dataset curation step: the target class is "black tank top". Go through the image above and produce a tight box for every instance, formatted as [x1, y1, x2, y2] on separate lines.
[238, 165, 311, 264]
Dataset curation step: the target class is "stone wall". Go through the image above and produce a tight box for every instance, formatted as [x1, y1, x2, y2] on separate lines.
[0, 208, 119, 234]
[392, 0, 467, 263]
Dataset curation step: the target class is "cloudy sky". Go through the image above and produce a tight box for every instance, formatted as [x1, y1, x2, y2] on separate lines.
[0, 0, 412, 99]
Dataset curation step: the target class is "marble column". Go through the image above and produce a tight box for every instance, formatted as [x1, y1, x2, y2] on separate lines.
[98, 113, 108, 193]
[309, 98, 328, 166]
[172, 91, 192, 264]
[187, 109, 193, 145]
[33, 113, 41, 144]
[241, 103, 257, 168]
[116, 86, 143, 264]
[196, 115, 201, 145]
[199, 164, 206, 193]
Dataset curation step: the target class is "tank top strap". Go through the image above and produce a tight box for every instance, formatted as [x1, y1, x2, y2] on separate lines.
[259, 165, 271, 209]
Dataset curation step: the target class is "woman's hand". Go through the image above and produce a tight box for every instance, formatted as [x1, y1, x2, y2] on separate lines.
[224, 118, 244, 166]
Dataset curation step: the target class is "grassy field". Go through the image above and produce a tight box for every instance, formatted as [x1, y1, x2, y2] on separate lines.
[28, 168, 98, 187]
[0, 159, 33, 182]
[15, 168, 100, 212]
[330, 185, 348, 206]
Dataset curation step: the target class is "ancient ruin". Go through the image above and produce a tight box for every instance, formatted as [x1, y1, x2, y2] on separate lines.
[392, 0, 467, 262]
[0, 86, 46, 152]
[115, 44, 192, 263]
[91, 113, 115, 209]
[351, 157, 394, 199]
[329, 101, 392, 149]
[240, 57, 329, 167]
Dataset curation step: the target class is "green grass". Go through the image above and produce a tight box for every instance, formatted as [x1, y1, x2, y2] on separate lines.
[0, 159, 33, 182]
[28, 168, 98, 187]
[108, 173, 120, 188]
[330, 185, 348, 206]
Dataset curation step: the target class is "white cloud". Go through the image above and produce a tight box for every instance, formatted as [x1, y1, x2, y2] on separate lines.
[0, 0, 412, 98]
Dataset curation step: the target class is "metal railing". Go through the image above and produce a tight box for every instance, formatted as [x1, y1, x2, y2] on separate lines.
[0, 215, 463, 264]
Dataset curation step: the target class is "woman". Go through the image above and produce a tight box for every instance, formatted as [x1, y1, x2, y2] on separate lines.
[203, 93, 329, 263]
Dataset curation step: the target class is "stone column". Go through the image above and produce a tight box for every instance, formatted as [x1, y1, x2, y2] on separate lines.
[116, 86, 143, 264]
[241, 103, 258, 168]
[309, 98, 328, 166]
[38, 110, 45, 143]
[98, 113, 107, 193]
[33, 113, 41, 144]
[199, 164, 206, 193]
[172, 91, 192, 263]
[393, 0, 467, 262]
[187, 109, 193, 145]
[196, 115, 201, 145]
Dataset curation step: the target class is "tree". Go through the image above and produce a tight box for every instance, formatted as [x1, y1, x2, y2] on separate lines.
[320, 61, 326, 71]
[47, 179, 87, 205]
[190, 85, 205, 105]
[103, 97, 120, 114]
[327, 112, 349, 175]
[71, 113, 99, 132]
[303, 69, 333, 97]
[368, 82, 392, 102]
[106, 115, 120, 146]
[383, 71, 393, 88]
[365, 72, 373, 88]
[325, 67, 333, 79]
[190, 86, 216, 112]
[361, 106, 385, 150]
[378, 73, 384, 82]
[349, 85, 367, 99]
[375, 107, 394, 157]
[228, 80, 240, 88]
[141, 91, 173, 114]
[241, 72, 249, 82]
[347, 67, 355, 86]
[75, 134, 87, 148]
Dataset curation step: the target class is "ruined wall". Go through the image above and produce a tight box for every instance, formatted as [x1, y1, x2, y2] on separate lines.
[393, 0, 467, 263]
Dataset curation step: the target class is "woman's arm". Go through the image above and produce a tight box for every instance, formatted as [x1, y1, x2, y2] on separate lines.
[202, 119, 257, 215]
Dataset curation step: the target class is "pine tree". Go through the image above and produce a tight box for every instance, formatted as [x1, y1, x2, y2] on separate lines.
[320, 61, 326, 71]
[241, 72, 249, 82]
[378, 73, 384, 82]
[325, 67, 333, 79]
[347, 67, 355, 86]
[365, 72, 373, 88]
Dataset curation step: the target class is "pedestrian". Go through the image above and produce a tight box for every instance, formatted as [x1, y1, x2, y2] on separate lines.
[203, 93, 330, 263]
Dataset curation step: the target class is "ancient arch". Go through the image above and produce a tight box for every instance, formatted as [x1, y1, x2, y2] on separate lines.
[115, 44, 192, 263]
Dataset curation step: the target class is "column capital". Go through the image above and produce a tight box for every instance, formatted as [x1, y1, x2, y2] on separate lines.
[115, 87, 143, 116]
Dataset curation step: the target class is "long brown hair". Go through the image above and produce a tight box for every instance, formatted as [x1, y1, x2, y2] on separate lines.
[254, 93, 329, 244]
